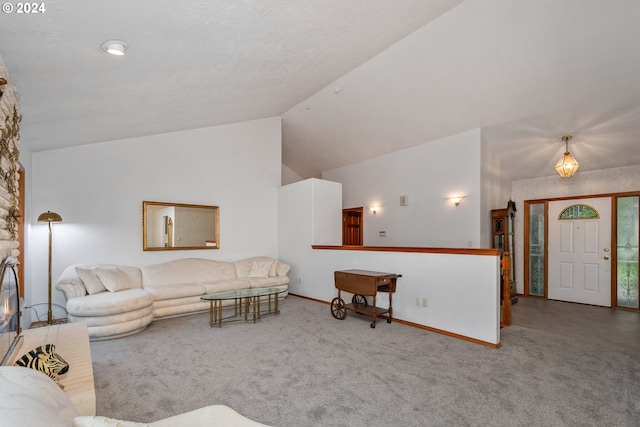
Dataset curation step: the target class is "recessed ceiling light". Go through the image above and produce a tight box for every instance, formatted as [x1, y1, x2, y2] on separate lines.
[101, 40, 128, 56]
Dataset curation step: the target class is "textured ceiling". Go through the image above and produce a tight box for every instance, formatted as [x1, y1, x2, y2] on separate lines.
[282, 0, 640, 180]
[1, 0, 639, 182]
[0, 0, 461, 149]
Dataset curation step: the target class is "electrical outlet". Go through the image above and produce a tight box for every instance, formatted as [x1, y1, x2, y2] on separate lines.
[415, 297, 420, 306]
[297, 277, 301, 284]
[421, 298, 428, 307]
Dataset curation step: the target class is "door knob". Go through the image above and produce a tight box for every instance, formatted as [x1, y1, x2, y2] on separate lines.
[604, 256, 610, 260]
[604, 248, 610, 252]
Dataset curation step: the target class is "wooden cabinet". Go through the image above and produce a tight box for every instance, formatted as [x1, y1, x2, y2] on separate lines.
[492, 200, 518, 304]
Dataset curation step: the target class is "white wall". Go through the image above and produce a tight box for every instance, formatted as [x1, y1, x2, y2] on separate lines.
[278, 178, 501, 345]
[312, 180, 343, 246]
[480, 131, 512, 247]
[278, 178, 342, 296]
[322, 129, 484, 248]
[27, 117, 282, 321]
[281, 164, 305, 186]
[512, 164, 640, 293]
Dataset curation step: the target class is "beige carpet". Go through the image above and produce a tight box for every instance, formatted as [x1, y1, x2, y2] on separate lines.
[89, 296, 640, 426]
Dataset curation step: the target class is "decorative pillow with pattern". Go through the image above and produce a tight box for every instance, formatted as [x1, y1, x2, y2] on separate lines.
[248, 261, 272, 278]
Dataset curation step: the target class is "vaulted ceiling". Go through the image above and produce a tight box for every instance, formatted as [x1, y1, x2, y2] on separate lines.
[1, 0, 639, 182]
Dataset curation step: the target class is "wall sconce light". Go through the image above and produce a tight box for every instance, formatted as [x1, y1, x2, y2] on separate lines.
[101, 40, 128, 56]
[370, 206, 380, 215]
[448, 196, 466, 206]
[555, 135, 580, 178]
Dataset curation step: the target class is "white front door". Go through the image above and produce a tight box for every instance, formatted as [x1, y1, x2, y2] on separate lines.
[548, 197, 612, 306]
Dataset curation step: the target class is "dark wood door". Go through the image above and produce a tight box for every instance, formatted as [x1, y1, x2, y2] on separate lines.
[342, 208, 363, 246]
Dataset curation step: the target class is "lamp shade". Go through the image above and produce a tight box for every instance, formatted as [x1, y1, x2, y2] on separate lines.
[38, 211, 62, 223]
[448, 196, 466, 206]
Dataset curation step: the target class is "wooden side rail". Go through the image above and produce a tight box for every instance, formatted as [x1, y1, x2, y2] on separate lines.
[501, 251, 512, 327]
[312, 245, 499, 256]
[314, 245, 509, 326]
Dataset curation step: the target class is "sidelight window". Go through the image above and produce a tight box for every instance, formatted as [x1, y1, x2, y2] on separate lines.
[617, 196, 639, 309]
[528, 202, 545, 296]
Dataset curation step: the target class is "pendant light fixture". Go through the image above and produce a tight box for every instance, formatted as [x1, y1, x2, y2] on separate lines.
[555, 135, 580, 178]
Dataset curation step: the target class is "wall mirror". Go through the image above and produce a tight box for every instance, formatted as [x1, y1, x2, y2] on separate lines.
[143, 201, 220, 251]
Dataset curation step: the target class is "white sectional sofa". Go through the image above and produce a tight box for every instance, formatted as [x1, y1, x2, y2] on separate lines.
[55, 257, 290, 340]
[0, 366, 271, 426]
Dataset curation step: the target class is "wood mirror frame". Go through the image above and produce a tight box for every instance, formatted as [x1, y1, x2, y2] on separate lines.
[143, 201, 220, 251]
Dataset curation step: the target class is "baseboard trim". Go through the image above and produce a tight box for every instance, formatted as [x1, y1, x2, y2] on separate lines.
[288, 293, 501, 349]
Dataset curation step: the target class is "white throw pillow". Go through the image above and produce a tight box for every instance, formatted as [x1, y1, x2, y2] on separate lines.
[248, 261, 272, 278]
[73, 416, 150, 427]
[75, 267, 106, 295]
[0, 366, 79, 427]
[268, 260, 277, 277]
[94, 268, 134, 293]
[276, 261, 290, 277]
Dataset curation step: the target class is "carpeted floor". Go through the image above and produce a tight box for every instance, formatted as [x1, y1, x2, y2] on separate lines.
[89, 296, 640, 426]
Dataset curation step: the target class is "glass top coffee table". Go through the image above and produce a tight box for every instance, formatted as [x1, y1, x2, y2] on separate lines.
[200, 287, 287, 327]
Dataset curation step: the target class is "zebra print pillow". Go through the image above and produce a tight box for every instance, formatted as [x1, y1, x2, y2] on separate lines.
[14, 344, 70, 388]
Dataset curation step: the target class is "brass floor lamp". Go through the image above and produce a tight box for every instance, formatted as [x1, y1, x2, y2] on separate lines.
[38, 210, 62, 325]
